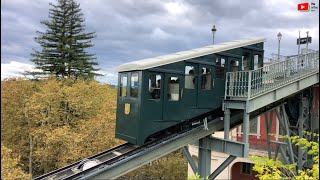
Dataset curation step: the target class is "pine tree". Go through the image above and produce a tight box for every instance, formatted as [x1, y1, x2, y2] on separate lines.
[27, 0, 100, 79]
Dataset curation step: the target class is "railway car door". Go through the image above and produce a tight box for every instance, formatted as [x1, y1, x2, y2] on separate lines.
[197, 64, 215, 108]
[163, 73, 184, 121]
[144, 72, 164, 121]
[116, 72, 140, 143]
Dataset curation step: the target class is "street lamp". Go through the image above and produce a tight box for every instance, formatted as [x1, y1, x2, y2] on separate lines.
[277, 32, 282, 61]
[211, 25, 217, 45]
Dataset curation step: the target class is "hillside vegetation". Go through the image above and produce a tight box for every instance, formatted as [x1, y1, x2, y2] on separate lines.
[1, 78, 187, 179]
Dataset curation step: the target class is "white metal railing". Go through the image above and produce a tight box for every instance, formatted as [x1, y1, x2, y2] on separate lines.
[225, 51, 319, 99]
[271, 53, 287, 63]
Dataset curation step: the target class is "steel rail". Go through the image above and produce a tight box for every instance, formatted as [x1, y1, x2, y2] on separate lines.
[33, 143, 136, 180]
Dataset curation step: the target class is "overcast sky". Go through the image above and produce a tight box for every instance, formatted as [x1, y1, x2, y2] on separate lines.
[1, 0, 319, 84]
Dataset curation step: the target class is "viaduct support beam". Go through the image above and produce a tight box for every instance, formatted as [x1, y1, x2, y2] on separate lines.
[198, 136, 211, 179]
[182, 146, 198, 174]
[242, 110, 250, 153]
[224, 108, 231, 140]
[208, 155, 236, 180]
[264, 111, 273, 159]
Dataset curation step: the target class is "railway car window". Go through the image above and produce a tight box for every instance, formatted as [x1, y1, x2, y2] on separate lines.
[120, 74, 127, 97]
[149, 74, 161, 99]
[185, 66, 195, 89]
[130, 73, 139, 97]
[215, 58, 225, 79]
[242, 53, 250, 70]
[201, 67, 211, 90]
[168, 77, 179, 101]
[221, 58, 225, 67]
[254, 55, 259, 70]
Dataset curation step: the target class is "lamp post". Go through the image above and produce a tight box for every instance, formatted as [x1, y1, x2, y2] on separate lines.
[211, 25, 217, 45]
[277, 32, 282, 61]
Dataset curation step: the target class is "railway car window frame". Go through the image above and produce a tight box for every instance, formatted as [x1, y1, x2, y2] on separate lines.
[130, 72, 139, 98]
[215, 58, 225, 79]
[200, 67, 212, 90]
[242, 52, 250, 71]
[120, 74, 128, 97]
[148, 74, 161, 100]
[185, 65, 196, 89]
[167, 76, 180, 101]
[253, 55, 259, 70]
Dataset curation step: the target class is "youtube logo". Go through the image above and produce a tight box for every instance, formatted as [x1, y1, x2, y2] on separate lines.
[298, 2, 310, 11]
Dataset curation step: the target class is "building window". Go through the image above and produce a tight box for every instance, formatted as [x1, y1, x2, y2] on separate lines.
[249, 117, 258, 134]
[201, 67, 212, 90]
[238, 116, 260, 138]
[130, 73, 139, 97]
[241, 162, 253, 175]
[149, 74, 161, 99]
[168, 77, 179, 101]
[185, 66, 195, 89]
[120, 74, 127, 97]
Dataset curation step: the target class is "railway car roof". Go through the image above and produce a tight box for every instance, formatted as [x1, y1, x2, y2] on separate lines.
[117, 37, 266, 72]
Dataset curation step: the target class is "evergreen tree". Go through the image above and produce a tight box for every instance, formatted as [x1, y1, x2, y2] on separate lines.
[27, 0, 100, 79]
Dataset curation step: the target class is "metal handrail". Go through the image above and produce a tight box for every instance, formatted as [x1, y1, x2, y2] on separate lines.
[225, 51, 319, 99]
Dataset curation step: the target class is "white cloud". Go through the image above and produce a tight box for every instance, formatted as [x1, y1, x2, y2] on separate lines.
[1, 61, 38, 80]
[95, 70, 118, 84]
[164, 2, 189, 15]
[0, 62, 119, 84]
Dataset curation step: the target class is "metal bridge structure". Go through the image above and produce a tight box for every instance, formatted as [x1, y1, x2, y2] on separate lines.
[34, 51, 319, 180]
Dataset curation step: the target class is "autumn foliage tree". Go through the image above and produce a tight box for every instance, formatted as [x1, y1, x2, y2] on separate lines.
[1, 78, 188, 179]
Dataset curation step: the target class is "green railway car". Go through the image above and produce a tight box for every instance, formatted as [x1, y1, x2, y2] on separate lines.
[115, 38, 265, 145]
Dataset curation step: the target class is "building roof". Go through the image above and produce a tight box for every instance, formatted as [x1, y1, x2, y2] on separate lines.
[117, 37, 266, 72]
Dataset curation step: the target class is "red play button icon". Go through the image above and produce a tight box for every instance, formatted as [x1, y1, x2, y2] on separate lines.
[298, 2, 309, 11]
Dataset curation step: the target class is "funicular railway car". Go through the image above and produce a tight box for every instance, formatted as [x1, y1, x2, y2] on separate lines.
[116, 38, 266, 145]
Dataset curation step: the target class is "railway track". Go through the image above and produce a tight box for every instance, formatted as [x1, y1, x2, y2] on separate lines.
[33, 143, 138, 180]
[33, 106, 225, 180]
